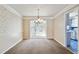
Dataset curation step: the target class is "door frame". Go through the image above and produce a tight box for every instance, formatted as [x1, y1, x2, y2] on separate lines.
[64, 6, 79, 53]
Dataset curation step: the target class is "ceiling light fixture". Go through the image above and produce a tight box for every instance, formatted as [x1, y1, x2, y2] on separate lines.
[35, 8, 44, 23]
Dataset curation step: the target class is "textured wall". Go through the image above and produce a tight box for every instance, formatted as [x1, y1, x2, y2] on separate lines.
[0, 5, 22, 53]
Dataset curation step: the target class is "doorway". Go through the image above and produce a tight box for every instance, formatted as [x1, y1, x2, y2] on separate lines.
[65, 7, 78, 53]
[30, 19, 47, 39]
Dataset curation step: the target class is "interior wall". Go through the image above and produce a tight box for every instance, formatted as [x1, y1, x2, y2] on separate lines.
[0, 5, 22, 53]
[53, 13, 65, 46]
[23, 17, 54, 39]
[53, 5, 79, 48]
[47, 19, 54, 39]
[23, 17, 30, 39]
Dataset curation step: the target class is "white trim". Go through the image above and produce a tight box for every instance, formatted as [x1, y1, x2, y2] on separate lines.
[54, 39, 74, 53]
[2, 4, 22, 17]
[1, 39, 22, 54]
[23, 16, 54, 20]
[53, 4, 78, 19]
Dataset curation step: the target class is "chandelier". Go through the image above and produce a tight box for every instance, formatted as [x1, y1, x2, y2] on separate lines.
[34, 8, 44, 23]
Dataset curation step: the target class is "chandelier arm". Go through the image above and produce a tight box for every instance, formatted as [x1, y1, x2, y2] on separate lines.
[37, 8, 40, 19]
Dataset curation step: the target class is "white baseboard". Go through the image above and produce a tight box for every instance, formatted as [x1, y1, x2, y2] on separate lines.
[1, 39, 22, 54]
[54, 39, 73, 53]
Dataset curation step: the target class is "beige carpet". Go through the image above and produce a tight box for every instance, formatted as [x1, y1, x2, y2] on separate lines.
[5, 39, 72, 54]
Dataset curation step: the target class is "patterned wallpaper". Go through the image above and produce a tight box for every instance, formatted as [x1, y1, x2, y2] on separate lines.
[0, 5, 22, 53]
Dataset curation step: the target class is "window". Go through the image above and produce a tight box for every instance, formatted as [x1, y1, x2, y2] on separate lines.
[30, 19, 47, 39]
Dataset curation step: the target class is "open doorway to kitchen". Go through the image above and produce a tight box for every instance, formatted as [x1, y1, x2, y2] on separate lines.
[65, 7, 78, 53]
[30, 19, 47, 39]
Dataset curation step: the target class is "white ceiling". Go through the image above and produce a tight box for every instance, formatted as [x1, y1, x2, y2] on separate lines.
[9, 4, 68, 16]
